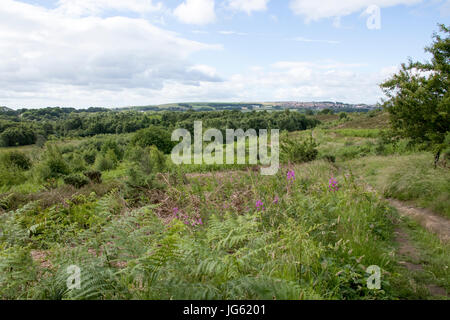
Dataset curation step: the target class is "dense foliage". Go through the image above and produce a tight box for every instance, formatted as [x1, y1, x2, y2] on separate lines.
[0, 108, 320, 148]
[381, 24, 450, 164]
[0, 110, 448, 300]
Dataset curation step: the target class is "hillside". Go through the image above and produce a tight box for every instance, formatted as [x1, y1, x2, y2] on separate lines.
[0, 109, 448, 300]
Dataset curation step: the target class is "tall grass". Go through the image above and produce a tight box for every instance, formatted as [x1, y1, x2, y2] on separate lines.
[0, 160, 405, 300]
[347, 153, 450, 218]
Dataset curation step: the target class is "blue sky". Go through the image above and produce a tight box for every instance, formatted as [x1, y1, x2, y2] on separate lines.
[1, 0, 449, 108]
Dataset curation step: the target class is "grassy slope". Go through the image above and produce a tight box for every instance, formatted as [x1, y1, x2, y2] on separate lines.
[0, 111, 448, 300]
[317, 113, 449, 298]
[346, 154, 450, 218]
[0, 160, 409, 299]
[400, 218, 450, 294]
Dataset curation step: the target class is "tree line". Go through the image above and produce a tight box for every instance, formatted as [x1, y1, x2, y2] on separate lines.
[0, 109, 320, 147]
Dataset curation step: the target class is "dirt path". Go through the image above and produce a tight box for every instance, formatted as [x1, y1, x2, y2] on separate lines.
[394, 228, 448, 297]
[364, 183, 450, 242]
[363, 181, 449, 297]
[388, 199, 450, 242]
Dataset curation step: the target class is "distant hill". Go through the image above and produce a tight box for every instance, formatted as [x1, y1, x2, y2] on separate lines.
[0, 106, 12, 112]
[272, 101, 377, 112]
[121, 101, 378, 113]
[1, 102, 378, 113]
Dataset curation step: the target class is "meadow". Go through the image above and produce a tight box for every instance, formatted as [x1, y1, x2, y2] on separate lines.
[0, 110, 448, 300]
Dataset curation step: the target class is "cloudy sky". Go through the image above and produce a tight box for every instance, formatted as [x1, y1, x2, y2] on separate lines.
[0, 0, 448, 108]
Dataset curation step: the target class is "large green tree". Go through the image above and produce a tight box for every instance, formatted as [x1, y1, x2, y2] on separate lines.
[380, 24, 449, 166]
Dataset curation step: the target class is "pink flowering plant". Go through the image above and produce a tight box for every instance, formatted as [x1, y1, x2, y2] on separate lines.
[255, 200, 265, 211]
[286, 169, 296, 196]
[328, 177, 339, 192]
[287, 170, 296, 182]
[273, 196, 279, 204]
[172, 207, 203, 227]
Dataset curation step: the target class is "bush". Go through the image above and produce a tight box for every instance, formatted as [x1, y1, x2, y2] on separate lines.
[83, 170, 102, 184]
[131, 126, 174, 154]
[0, 246, 37, 299]
[37, 144, 70, 180]
[64, 174, 90, 189]
[82, 147, 97, 165]
[321, 154, 336, 163]
[281, 134, 318, 163]
[35, 134, 46, 148]
[0, 126, 36, 147]
[125, 146, 166, 190]
[339, 112, 348, 120]
[94, 153, 115, 172]
[0, 151, 32, 170]
[0, 164, 26, 187]
[68, 153, 86, 173]
[320, 109, 334, 115]
[101, 139, 124, 160]
[337, 144, 372, 160]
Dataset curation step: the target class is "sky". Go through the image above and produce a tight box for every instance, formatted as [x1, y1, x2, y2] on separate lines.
[0, 0, 449, 109]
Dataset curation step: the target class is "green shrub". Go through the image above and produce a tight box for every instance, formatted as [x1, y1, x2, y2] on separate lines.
[320, 108, 334, 115]
[82, 147, 97, 165]
[38, 144, 70, 180]
[0, 164, 26, 187]
[125, 146, 166, 190]
[64, 174, 90, 189]
[442, 132, 450, 162]
[125, 145, 145, 162]
[68, 153, 86, 173]
[94, 153, 115, 172]
[337, 144, 372, 160]
[281, 134, 318, 163]
[0, 246, 37, 299]
[0, 126, 36, 147]
[83, 170, 102, 184]
[131, 126, 174, 154]
[321, 154, 336, 163]
[101, 139, 124, 160]
[60, 144, 75, 154]
[0, 151, 32, 170]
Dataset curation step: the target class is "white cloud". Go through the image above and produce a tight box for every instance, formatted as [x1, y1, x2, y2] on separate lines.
[270, 14, 278, 22]
[227, 0, 270, 14]
[0, 0, 395, 108]
[55, 0, 163, 16]
[1, 56, 391, 107]
[292, 37, 340, 44]
[219, 30, 248, 35]
[289, 0, 422, 22]
[174, 0, 216, 25]
[0, 0, 221, 108]
[187, 65, 221, 80]
[144, 60, 389, 105]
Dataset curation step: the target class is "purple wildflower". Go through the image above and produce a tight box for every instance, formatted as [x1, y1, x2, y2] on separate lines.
[329, 177, 339, 192]
[256, 200, 265, 211]
[287, 170, 296, 182]
[273, 196, 279, 204]
[172, 208, 203, 227]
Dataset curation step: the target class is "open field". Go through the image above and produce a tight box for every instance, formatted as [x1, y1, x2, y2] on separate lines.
[0, 110, 448, 300]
